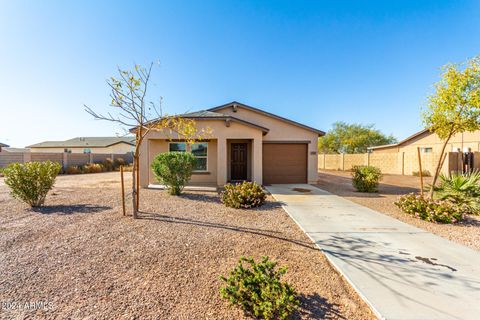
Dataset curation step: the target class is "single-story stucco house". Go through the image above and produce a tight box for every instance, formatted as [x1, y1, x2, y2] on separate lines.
[139, 101, 324, 188]
[369, 129, 480, 154]
[27, 137, 135, 154]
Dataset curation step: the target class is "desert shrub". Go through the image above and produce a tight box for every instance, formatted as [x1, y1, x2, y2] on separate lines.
[66, 165, 81, 174]
[83, 163, 103, 174]
[434, 170, 480, 215]
[0, 167, 5, 177]
[103, 158, 114, 172]
[113, 157, 126, 169]
[151, 152, 196, 195]
[221, 181, 266, 209]
[351, 165, 382, 192]
[220, 256, 299, 320]
[395, 193, 464, 223]
[412, 170, 431, 177]
[3, 161, 61, 207]
[122, 164, 134, 172]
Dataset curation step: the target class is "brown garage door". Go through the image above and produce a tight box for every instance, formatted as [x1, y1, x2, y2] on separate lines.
[263, 143, 307, 184]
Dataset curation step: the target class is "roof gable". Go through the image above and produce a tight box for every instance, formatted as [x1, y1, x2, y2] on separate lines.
[208, 101, 325, 136]
[140, 110, 270, 134]
[369, 128, 430, 150]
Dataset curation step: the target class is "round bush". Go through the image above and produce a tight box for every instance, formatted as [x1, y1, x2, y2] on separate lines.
[395, 193, 464, 224]
[113, 157, 126, 169]
[4, 161, 61, 207]
[220, 256, 299, 320]
[351, 165, 382, 192]
[221, 181, 266, 209]
[151, 152, 196, 195]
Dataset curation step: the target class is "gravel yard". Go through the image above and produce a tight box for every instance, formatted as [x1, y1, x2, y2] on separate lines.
[317, 170, 480, 251]
[0, 172, 372, 319]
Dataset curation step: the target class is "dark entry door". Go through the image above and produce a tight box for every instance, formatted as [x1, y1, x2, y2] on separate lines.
[231, 143, 248, 181]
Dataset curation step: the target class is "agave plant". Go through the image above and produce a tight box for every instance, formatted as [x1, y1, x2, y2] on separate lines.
[435, 170, 480, 215]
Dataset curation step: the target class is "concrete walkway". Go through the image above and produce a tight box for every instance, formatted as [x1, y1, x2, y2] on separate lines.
[266, 184, 480, 320]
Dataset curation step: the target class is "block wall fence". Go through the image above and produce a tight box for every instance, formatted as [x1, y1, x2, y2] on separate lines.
[0, 152, 133, 169]
[318, 152, 479, 176]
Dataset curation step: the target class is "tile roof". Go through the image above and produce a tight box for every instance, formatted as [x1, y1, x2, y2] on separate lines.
[27, 137, 136, 148]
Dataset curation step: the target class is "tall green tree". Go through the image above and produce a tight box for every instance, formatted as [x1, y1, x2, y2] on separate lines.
[318, 122, 397, 154]
[423, 56, 480, 199]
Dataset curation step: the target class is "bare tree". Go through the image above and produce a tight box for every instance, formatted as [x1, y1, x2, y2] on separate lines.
[85, 63, 210, 218]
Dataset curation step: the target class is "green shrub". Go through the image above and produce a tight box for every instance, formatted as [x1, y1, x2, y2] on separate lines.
[83, 163, 103, 173]
[113, 157, 126, 169]
[352, 165, 382, 192]
[66, 165, 81, 174]
[103, 158, 114, 172]
[3, 161, 61, 207]
[412, 170, 431, 177]
[394, 193, 464, 223]
[221, 181, 266, 209]
[434, 170, 480, 215]
[220, 256, 299, 320]
[151, 152, 196, 195]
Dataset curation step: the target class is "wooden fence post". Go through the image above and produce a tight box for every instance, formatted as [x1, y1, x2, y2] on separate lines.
[417, 147, 424, 196]
[120, 165, 126, 216]
[136, 161, 140, 210]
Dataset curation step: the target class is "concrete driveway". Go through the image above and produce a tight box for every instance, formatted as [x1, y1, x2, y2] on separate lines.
[266, 184, 480, 320]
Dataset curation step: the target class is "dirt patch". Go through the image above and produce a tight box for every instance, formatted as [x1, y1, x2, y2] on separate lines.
[316, 170, 480, 251]
[0, 172, 372, 319]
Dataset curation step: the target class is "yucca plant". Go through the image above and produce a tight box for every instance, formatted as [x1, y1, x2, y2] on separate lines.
[434, 170, 480, 215]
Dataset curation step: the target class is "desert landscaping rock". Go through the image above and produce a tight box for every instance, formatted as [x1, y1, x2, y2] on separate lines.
[0, 172, 372, 319]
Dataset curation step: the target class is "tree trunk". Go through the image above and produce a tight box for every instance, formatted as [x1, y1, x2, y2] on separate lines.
[132, 155, 138, 218]
[428, 133, 452, 199]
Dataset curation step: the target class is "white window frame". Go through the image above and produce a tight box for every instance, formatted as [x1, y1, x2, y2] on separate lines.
[420, 147, 433, 153]
[167, 141, 208, 172]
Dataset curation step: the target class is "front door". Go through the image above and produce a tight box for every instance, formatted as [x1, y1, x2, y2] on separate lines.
[231, 143, 247, 181]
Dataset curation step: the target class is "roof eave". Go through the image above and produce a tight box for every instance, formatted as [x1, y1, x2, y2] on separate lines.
[208, 101, 325, 136]
[132, 115, 270, 134]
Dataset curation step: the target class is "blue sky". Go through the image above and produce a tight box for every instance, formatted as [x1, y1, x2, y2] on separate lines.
[1, 0, 479, 147]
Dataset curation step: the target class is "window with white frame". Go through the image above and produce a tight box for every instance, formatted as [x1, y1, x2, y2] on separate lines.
[168, 142, 208, 172]
[191, 142, 208, 171]
[420, 147, 433, 153]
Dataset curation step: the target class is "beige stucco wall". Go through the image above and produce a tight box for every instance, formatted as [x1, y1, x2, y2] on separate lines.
[140, 120, 264, 187]
[372, 130, 480, 154]
[147, 139, 218, 186]
[213, 106, 319, 183]
[30, 143, 134, 154]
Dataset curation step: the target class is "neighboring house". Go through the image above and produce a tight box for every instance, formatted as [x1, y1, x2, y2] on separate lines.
[138, 101, 324, 187]
[1, 147, 30, 153]
[27, 137, 135, 154]
[369, 129, 480, 154]
[0, 142, 9, 152]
